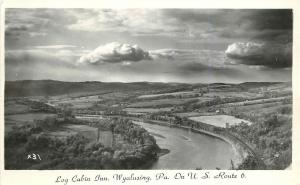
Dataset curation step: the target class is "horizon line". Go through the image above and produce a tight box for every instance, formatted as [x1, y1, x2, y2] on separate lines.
[4, 79, 292, 84]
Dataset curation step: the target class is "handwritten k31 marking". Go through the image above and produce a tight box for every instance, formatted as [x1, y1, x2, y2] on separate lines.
[27, 153, 41, 160]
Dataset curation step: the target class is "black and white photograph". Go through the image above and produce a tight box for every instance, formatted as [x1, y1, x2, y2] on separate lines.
[4, 8, 293, 170]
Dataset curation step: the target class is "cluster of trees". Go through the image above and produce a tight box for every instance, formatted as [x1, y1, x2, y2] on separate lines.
[5, 117, 160, 169]
[182, 96, 247, 112]
[236, 155, 261, 170]
[147, 112, 174, 122]
[138, 93, 203, 102]
[228, 112, 292, 169]
[262, 91, 292, 99]
[151, 86, 193, 95]
[112, 118, 158, 146]
[17, 99, 57, 113]
[5, 116, 62, 147]
[88, 118, 159, 149]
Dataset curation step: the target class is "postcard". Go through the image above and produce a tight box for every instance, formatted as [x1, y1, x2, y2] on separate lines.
[1, 0, 300, 184]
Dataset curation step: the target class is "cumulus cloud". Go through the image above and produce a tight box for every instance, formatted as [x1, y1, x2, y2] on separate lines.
[78, 42, 151, 64]
[225, 42, 292, 68]
[225, 42, 265, 59]
[148, 49, 184, 60]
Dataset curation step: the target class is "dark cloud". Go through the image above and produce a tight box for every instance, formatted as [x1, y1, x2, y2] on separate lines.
[162, 9, 233, 26]
[242, 9, 292, 30]
[5, 8, 77, 40]
[162, 9, 293, 44]
[220, 10, 293, 68]
[5, 24, 32, 38]
[241, 9, 293, 43]
[176, 62, 244, 80]
[225, 42, 292, 68]
[180, 62, 217, 72]
[5, 49, 78, 68]
[251, 30, 292, 43]
[180, 62, 228, 72]
[5, 24, 29, 32]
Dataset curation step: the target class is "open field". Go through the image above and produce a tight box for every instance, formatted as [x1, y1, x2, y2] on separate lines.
[62, 124, 98, 142]
[38, 123, 100, 141]
[49, 95, 102, 108]
[6, 113, 56, 122]
[175, 112, 217, 117]
[128, 98, 198, 108]
[5, 113, 56, 133]
[188, 115, 252, 128]
[75, 115, 104, 121]
[203, 91, 262, 99]
[48, 92, 132, 109]
[44, 128, 78, 139]
[220, 102, 292, 115]
[51, 99, 98, 109]
[123, 107, 173, 113]
[215, 96, 291, 108]
[138, 91, 195, 99]
[5, 102, 30, 114]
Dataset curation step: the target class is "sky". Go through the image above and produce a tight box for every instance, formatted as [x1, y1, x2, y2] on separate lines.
[5, 9, 292, 83]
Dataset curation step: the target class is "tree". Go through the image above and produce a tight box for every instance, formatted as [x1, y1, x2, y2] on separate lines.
[260, 139, 267, 149]
[237, 155, 260, 170]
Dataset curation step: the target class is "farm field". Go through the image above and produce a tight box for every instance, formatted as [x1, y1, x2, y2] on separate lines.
[44, 128, 78, 139]
[123, 107, 173, 114]
[206, 96, 291, 110]
[188, 115, 252, 128]
[49, 95, 102, 109]
[41, 123, 100, 141]
[221, 102, 292, 115]
[202, 91, 262, 99]
[62, 124, 98, 142]
[175, 112, 217, 117]
[138, 91, 195, 99]
[75, 115, 104, 121]
[5, 113, 56, 122]
[5, 102, 29, 114]
[128, 98, 198, 108]
[5, 113, 56, 133]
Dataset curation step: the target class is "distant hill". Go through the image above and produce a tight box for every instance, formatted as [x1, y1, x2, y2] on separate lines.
[237, 82, 290, 89]
[4, 80, 290, 97]
[5, 80, 172, 97]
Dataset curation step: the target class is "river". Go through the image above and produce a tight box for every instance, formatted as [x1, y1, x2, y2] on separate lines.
[133, 121, 235, 170]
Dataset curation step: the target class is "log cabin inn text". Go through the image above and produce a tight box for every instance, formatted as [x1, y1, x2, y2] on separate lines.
[54, 172, 244, 185]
